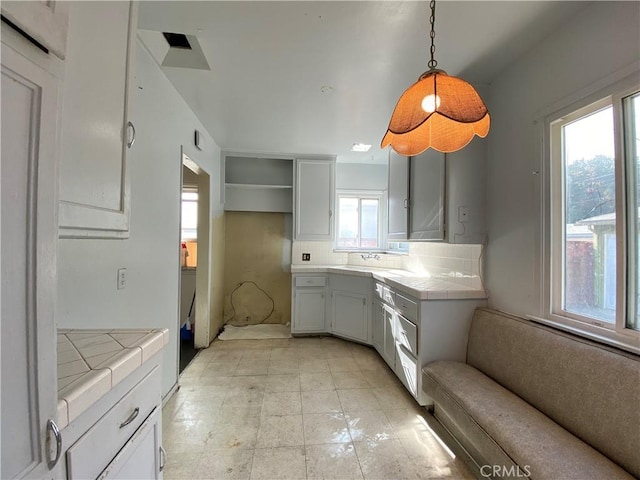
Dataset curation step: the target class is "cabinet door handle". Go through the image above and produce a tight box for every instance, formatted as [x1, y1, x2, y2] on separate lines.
[119, 407, 140, 428]
[403, 198, 409, 209]
[127, 121, 136, 148]
[159, 445, 167, 471]
[46, 419, 62, 470]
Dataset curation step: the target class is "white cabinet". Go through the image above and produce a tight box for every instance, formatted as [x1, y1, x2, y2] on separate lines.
[99, 409, 162, 479]
[62, 363, 164, 480]
[58, 1, 138, 238]
[292, 275, 327, 333]
[372, 300, 384, 353]
[372, 299, 396, 368]
[388, 150, 445, 241]
[387, 139, 487, 244]
[410, 150, 445, 240]
[329, 274, 370, 343]
[388, 152, 409, 240]
[223, 153, 294, 213]
[382, 305, 396, 367]
[373, 280, 485, 405]
[331, 291, 368, 342]
[294, 158, 335, 240]
[1, 38, 61, 479]
[1, 0, 69, 59]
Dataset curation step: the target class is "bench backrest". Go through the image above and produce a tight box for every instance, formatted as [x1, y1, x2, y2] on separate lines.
[466, 307, 640, 478]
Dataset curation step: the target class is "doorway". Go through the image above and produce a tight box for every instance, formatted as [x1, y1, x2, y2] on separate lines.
[179, 152, 211, 372]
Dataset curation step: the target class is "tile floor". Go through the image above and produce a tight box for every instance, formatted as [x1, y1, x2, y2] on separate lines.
[162, 336, 474, 480]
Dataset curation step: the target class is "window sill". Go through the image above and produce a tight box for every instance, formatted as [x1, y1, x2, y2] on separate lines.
[527, 314, 640, 355]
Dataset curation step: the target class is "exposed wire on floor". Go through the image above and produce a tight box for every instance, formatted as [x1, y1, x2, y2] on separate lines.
[228, 281, 275, 325]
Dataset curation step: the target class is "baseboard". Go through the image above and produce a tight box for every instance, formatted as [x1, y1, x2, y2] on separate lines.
[422, 408, 484, 480]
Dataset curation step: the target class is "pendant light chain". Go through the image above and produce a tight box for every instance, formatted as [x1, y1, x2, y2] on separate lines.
[427, 0, 437, 70]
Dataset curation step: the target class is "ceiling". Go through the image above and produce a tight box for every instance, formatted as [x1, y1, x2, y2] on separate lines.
[138, 1, 590, 164]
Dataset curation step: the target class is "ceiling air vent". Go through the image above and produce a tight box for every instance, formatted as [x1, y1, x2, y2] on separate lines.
[162, 32, 192, 50]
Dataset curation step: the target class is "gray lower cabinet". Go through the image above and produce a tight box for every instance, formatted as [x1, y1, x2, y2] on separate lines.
[98, 408, 162, 480]
[372, 300, 395, 368]
[373, 281, 486, 405]
[331, 290, 368, 342]
[62, 362, 164, 479]
[372, 300, 384, 352]
[291, 275, 327, 334]
[291, 273, 486, 405]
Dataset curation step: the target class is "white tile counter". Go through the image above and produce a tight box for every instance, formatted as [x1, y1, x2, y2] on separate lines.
[290, 264, 487, 300]
[56, 329, 169, 429]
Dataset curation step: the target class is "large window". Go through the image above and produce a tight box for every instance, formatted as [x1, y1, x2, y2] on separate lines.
[548, 84, 640, 346]
[335, 191, 384, 250]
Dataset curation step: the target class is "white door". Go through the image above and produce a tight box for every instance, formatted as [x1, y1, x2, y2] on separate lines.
[58, 1, 137, 238]
[372, 300, 384, 353]
[331, 291, 367, 342]
[383, 306, 396, 368]
[99, 409, 162, 480]
[388, 151, 409, 240]
[294, 159, 334, 240]
[293, 289, 326, 333]
[1, 42, 60, 478]
[409, 151, 445, 240]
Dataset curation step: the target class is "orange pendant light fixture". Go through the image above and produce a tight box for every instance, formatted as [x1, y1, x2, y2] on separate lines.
[381, 0, 490, 155]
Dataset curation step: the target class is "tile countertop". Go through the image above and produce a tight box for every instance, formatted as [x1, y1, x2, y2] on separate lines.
[56, 329, 169, 429]
[290, 264, 487, 301]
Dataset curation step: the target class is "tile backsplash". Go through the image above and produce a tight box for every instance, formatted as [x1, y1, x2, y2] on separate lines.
[291, 241, 484, 290]
[401, 243, 483, 289]
[292, 241, 348, 265]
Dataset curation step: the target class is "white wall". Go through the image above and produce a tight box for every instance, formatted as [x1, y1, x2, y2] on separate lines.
[57, 39, 224, 398]
[485, 2, 640, 317]
[336, 163, 387, 191]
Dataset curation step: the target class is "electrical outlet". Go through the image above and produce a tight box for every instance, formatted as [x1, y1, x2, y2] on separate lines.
[302, 253, 311, 261]
[117, 268, 127, 290]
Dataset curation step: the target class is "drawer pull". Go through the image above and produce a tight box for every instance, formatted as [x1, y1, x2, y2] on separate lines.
[119, 407, 140, 428]
[127, 121, 136, 148]
[46, 419, 62, 469]
[159, 445, 167, 471]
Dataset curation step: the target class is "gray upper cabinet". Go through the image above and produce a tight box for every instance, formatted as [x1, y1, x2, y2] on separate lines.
[387, 139, 487, 244]
[294, 158, 335, 240]
[387, 150, 445, 241]
[409, 150, 446, 241]
[58, 1, 137, 239]
[388, 151, 409, 240]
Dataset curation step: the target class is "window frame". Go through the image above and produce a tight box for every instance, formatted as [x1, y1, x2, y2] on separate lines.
[334, 190, 386, 252]
[538, 73, 640, 353]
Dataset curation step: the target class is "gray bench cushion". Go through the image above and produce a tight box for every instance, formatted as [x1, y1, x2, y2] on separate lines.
[467, 308, 640, 478]
[423, 361, 634, 480]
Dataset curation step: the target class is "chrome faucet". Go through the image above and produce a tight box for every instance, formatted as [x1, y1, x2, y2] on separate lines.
[361, 253, 381, 261]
